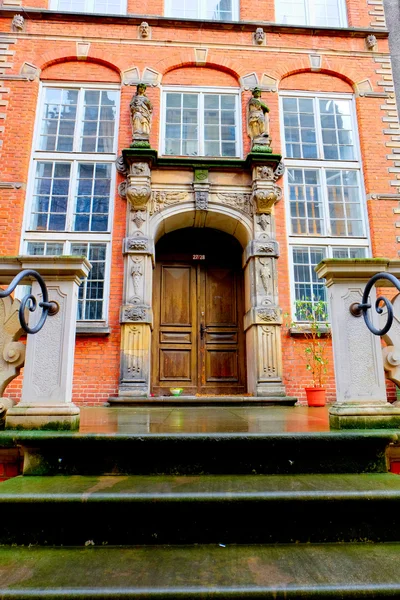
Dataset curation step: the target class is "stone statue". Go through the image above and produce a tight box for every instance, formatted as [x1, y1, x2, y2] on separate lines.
[248, 87, 271, 149]
[139, 22, 150, 39]
[130, 83, 153, 143]
[254, 27, 265, 45]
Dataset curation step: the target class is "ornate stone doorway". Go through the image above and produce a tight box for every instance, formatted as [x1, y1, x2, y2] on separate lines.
[151, 228, 246, 396]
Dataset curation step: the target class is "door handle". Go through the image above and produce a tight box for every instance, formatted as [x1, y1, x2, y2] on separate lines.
[200, 323, 208, 339]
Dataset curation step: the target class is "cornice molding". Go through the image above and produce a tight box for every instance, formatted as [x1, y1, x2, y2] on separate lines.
[0, 8, 389, 38]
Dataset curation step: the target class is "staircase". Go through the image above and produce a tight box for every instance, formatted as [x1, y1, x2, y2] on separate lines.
[2, 407, 400, 598]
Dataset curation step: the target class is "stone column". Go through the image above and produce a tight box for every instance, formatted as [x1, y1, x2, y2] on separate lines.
[5, 256, 90, 430]
[243, 164, 293, 399]
[116, 158, 153, 397]
[316, 259, 400, 428]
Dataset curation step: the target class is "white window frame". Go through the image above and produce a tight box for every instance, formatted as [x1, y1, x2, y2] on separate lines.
[275, 0, 347, 27]
[160, 85, 242, 159]
[279, 91, 371, 320]
[50, 0, 127, 15]
[21, 82, 120, 326]
[164, 0, 239, 21]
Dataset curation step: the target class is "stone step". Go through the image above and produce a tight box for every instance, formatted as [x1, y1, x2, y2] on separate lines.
[0, 429, 396, 475]
[1, 473, 400, 545]
[108, 396, 298, 406]
[1, 543, 400, 598]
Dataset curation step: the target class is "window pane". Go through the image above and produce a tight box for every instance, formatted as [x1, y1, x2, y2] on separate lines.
[283, 97, 317, 159]
[276, 0, 306, 23]
[31, 162, 70, 231]
[71, 243, 107, 321]
[164, 92, 237, 157]
[319, 99, 355, 161]
[55, 0, 124, 14]
[332, 247, 366, 259]
[312, 0, 341, 26]
[39, 88, 78, 152]
[80, 90, 117, 153]
[73, 163, 111, 232]
[288, 169, 324, 235]
[326, 170, 364, 237]
[292, 246, 327, 320]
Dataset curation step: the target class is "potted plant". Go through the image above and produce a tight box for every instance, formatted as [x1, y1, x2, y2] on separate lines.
[294, 300, 331, 407]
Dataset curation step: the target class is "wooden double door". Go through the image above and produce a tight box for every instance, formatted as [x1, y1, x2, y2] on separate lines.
[152, 229, 246, 396]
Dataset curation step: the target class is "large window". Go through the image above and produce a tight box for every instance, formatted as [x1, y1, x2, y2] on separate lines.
[23, 84, 119, 325]
[165, 0, 237, 20]
[276, 0, 346, 27]
[281, 92, 369, 320]
[50, 0, 126, 14]
[162, 89, 240, 158]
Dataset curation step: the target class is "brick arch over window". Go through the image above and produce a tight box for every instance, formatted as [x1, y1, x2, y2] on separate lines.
[40, 58, 121, 83]
[279, 69, 354, 93]
[163, 66, 239, 87]
[154, 51, 242, 83]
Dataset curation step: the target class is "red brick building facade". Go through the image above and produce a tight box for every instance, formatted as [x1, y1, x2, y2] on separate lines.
[0, 0, 398, 404]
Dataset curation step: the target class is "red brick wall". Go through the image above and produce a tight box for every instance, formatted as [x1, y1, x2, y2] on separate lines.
[0, 6, 397, 404]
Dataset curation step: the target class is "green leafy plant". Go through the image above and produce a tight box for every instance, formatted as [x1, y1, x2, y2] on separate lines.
[292, 300, 331, 388]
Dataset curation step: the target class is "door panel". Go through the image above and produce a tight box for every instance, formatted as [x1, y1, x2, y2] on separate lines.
[152, 229, 246, 396]
[199, 266, 246, 394]
[152, 262, 197, 395]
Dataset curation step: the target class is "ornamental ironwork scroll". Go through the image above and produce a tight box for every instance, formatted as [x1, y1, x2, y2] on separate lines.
[349, 272, 400, 336]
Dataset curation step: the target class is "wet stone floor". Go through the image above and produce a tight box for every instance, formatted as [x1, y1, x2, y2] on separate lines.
[79, 405, 330, 435]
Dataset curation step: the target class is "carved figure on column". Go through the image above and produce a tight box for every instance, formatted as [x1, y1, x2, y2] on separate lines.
[248, 88, 271, 151]
[131, 259, 143, 298]
[259, 259, 272, 296]
[130, 83, 153, 145]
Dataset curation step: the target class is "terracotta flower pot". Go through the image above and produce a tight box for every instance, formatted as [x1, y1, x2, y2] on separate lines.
[305, 387, 326, 407]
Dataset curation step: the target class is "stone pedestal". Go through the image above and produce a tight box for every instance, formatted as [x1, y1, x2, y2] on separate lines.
[316, 259, 400, 429]
[5, 257, 90, 430]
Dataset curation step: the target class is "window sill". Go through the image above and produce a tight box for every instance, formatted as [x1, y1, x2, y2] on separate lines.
[76, 324, 111, 336]
[289, 325, 331, 337]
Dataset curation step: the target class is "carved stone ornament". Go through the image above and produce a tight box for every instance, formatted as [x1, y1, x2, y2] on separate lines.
[273, 160, 285, 181]
[216, 193, 253, 216]
[248, 88, 271, 150]
[130, 162, 150, 177]
[257, 241, 278, 255]
[131, 258, 143, 298]
[130, 83, 153, 144]
[253, 185, 282, 214]
[194, 169, 208, 182]
[118, 181, 127, 198]
[259, 258, 272, 296]
[138, 21, 150, 39]
[124, 306, 146, 321]
[126, 237, 148, 252]
[195, 190, 208, 211]
[126, 183, 151, 210]
[255, 166, 274, 180]
[254, 27, 265, 45]
[0, 296, 26, 398]
[257, 214, 270, 231]
[366, 34, 377, 49]
[116, 155, 128, 176]
[257, 307, 280, 322]
[150, 191, 189, 215]
[131, 210, 146, 229]
[12, 14, 24, 32]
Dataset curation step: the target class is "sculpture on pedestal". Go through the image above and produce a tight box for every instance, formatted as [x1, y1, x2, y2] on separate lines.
[248, 88, 271, 153]
[130, 83, 153, 146]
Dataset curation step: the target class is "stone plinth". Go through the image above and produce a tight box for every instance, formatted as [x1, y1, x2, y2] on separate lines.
[316, 259, 400, 429]
[3, 257, 91, 430]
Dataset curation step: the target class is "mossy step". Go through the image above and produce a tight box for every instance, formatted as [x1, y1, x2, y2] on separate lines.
[0, 430, 396, 475]
[2, 474, 400, 545]
[1, 543, 400, 598]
